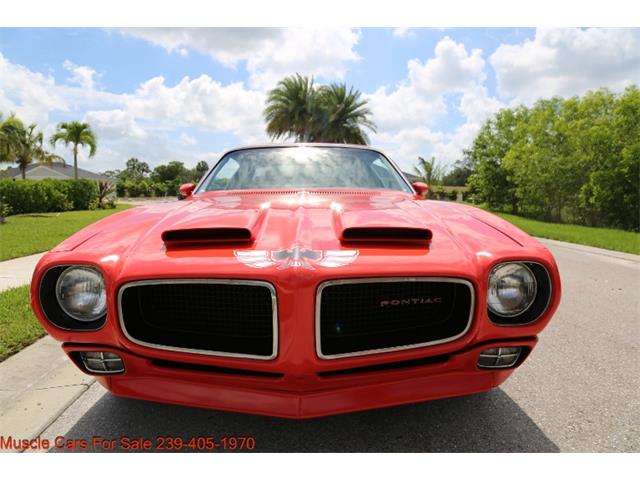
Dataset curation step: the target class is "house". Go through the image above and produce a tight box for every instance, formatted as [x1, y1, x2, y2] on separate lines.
[4, 163, 112, 183]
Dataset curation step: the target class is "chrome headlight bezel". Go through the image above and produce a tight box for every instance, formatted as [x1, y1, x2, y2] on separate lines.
[487, 261, 552, 326]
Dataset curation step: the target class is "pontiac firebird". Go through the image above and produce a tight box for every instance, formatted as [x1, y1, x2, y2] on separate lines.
[31, 144, 561, 418]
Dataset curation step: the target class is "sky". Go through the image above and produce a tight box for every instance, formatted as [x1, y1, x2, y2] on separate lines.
[0, 27, 638, 173]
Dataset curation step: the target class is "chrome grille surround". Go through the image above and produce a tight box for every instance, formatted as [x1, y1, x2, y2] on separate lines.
[117, 279, 278, 360]
[315, 277, 475, 359]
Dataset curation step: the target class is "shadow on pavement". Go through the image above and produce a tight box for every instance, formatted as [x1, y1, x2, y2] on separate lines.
[57, 387, 558, 452]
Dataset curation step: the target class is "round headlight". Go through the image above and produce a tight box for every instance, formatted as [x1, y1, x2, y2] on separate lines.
[55, 266, 106, 322]
[487, 263, 537, 317]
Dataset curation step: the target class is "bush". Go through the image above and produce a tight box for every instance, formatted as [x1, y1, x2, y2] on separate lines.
[0, 179, 99, 215]
[60, 179, 98, 210]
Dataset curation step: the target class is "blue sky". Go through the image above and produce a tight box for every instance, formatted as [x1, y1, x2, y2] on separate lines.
[1, 27, 638, 173]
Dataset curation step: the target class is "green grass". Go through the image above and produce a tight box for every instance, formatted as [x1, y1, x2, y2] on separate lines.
[494, 212, 640, 255]
[0, 285, 45, 361]
[0, 204, 133, 261]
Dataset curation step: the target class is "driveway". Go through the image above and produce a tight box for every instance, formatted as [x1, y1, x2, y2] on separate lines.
[26, 239, 640, 451]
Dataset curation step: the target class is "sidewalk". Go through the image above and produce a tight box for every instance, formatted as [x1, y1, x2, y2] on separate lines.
[0, 337, 94, 451]
[0, 252, 46, 292]
[0, 251, 94, 451]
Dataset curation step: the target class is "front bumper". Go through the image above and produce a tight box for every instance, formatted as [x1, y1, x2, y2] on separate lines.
[63, 337, 537, 419]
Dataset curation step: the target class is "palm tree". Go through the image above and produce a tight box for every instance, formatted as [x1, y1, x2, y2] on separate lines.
[316, 84, 377, 144]
[0, 114, 25, 166]
[50, 121, 97, 179]
[264, 74, 321, 142]
[414, 156, 445, 187]
[263, 74, 376, 144]
[0, 115, 63, 179]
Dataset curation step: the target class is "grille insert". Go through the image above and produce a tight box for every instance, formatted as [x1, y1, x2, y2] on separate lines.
[119, 280, 277, 359]
[317, 278, 474, 358]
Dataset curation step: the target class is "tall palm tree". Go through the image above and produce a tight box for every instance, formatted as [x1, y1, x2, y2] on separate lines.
[264, 74, 321, 142]
[263, 74, 376, 144]
[0, 114, 25, 166]
[414, 156, 445, 187]
[316, 84, 377, 144]
[50, 121, 97, 179]
[0, 115, 62, 179]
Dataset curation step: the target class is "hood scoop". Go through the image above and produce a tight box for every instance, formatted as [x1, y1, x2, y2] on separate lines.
[162, 227, 253, 247]
[342, 226, 432, 244]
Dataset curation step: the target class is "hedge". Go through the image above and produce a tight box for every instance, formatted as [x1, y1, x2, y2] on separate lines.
[0, 179, 99, 214]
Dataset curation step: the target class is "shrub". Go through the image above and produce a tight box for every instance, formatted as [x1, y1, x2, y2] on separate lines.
[0, 179, 99, 214]
[60, 179, 98, 210]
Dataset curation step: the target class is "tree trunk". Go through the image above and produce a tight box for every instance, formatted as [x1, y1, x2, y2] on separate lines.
[73, 144, 78, 180]
[21, 166, 26, 180]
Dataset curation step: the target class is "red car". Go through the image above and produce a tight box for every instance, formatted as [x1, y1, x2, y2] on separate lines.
[31, 144, 561, 418]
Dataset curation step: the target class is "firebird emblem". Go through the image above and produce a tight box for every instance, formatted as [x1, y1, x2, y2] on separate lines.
[234, 245, 358, 270]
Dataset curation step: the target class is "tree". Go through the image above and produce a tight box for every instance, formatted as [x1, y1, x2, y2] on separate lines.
[50, 121, 97, 179]
[118, 158, 150, 181]
[315, 83, 377, 144]
[463, 85, 639, 230]
[465, 107, 526, 212]
[0, 114, 25, 170]
[414, 156, 445, 187]
[0, 115, 62, 179]
[192, 160, 209, 182]
[151, 160, 189, 183]
[263, 74, 376, 144]
[442, 159, 473, 186]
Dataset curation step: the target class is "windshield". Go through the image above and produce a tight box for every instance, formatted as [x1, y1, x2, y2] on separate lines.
[198, 147, 412, 193]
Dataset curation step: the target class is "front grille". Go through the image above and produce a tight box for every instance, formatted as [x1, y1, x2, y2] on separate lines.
[119, 280, 276, 359]
[317, 278, 474, 358]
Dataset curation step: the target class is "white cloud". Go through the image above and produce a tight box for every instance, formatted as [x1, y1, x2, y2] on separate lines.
[0, 52, 268, 171]
[179, 132, 197, 145]
[119, 27, 361, 90]
[83, 109, 148, 140]
[63, 60, 99, 90]
[0, 52, 68, 125]
[123, 75, 266, 141]
[368, 37, 487, 131]
[119, 28, 283, 67]
[393, 27, 415, 38]
[408, 36, 485, 97]
[367, 37, 496, 169]
[491, 28, 640, 102]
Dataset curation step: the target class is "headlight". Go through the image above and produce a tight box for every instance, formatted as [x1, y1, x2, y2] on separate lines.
[487, 263, 537, 317]
[55, 266, 106, 322]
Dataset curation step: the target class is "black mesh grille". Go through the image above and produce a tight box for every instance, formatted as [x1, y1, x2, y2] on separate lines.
[319, 280, 473, 357]
[120, 282, 275, 357]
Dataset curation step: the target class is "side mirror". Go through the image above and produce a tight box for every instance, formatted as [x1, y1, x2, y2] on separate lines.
[178, 183, 196, 198]
[412, 181, 429, 198]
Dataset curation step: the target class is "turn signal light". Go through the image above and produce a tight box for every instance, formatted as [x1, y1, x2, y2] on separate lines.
[477, 347, 522, 369]
[79, 351, 124, 374]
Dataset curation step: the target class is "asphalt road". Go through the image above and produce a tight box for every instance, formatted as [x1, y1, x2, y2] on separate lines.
[41, 239, 640, 452]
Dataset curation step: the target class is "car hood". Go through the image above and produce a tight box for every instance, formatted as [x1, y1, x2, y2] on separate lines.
[51, 190, 542, 282]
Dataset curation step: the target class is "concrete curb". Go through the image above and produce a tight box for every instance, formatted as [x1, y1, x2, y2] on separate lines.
[0, 336, 94, 452]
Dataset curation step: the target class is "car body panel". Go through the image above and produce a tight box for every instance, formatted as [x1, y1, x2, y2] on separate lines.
[31, 144, 561, 418]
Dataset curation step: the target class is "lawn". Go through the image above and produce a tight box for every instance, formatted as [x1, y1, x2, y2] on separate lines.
[0, 285, 45, 361]
[0, 204, 133, 261]
[495, 212, 640, 255]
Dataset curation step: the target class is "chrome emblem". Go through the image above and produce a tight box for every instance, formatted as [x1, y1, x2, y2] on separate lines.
[235, 245, 358, 270]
